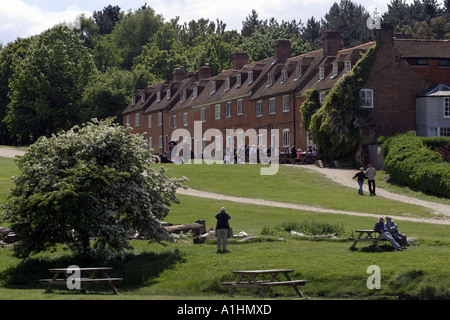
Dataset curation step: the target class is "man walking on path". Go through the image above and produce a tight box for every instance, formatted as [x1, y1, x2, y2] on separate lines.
[366, 163, 377, 196]
[353, 167, 366, 195]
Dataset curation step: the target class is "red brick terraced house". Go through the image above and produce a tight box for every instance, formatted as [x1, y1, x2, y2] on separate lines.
[122, 24, 450, 166]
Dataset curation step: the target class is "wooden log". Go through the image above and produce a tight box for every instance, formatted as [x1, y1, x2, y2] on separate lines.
[164, 222, 206, 236]
[193, 228, 215, 244]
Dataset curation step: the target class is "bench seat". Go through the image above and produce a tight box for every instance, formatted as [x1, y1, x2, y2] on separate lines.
[39, 278, 123, 285]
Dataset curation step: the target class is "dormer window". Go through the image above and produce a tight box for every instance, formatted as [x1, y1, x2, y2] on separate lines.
[344, 61, 352, 73]
[296, 67, 302, 80]
[281, 70, 288, 83]
[167, 89, 171, 100]
[268, 74, 274, 86]
[157, 91, 161, 102]
[180, 90, 187, 102]
[132, 96, 136, 106]
[236, 74, 242, 87]
[141, 94, 145, 103]
[225, 77, 230, 91]
[211, 81, 216, 94]
[319, 67, 325, 81]
[193, 87, 198, 99]
[332, 63, 338, 77]
[248, 71, 253, 85]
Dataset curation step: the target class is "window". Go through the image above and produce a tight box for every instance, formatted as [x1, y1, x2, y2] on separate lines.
[438, 59, 450, 67]
[157, 92, 161, 102]
[295, 67, 302, 79]
[282, 129, 290, 147]
[126, 115, 130, 127]
[148, 115, 152, 128]
[159, 135, 163, 150]
[141, 94, 145, 103]
[225, 101, 232, 118]
[201, 108, 206, 123]
[180, 90, 187, 102]
[184, 112, 188, 127]
[256, 101, 263, 117]
[344, 61, 352, 73]
[158, 112, 162, 126]
[149, 137, 153, 149]
[268, 74, 274, 86]
[170, 115, 177, 129]
[444, 97, 450, 118]
[269, 98, 276, 115]
[429, 127, 438, 137]
[236, 74, 242, 87]
[319, 92, 326, 105]
[360, 89, 374, 108]
[211, 81, 216, 94]
[215, 104, 221, 120]
[319, 67, 325, 81]
[193, 87, 198, 99]
[135, 113, 140, 127]
[281, 70, 288, 83]
[237, 99, 243, 115]
[441, 127, 450, 137]
[132, 96, 136, 106]
[225, 78, 230, 91]
[248, 71, 253, 84]
[332, 63, 338, 77]
[167, 89, 171, 100]
[282, 95, 289, 112]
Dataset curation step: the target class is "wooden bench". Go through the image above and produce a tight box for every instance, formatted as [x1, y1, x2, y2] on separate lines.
[221, 269, 307, 298]
[39, 267, 123, 294]
[350, 230, 387, 250]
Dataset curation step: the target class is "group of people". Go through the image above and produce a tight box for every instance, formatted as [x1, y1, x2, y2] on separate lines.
[374, 216, 409, 251]
[353, 163, 377, 196]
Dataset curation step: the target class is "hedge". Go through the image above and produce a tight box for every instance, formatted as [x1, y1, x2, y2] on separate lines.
[381, 132, 450, 198]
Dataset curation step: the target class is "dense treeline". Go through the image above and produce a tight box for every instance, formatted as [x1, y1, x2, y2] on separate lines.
[0, 0, 449, 145]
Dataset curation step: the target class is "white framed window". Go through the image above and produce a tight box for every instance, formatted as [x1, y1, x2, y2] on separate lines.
[256, 101, 263, 117]
[282, 95, 290, 112]
[148, 115, 152, 128]
[268, 74, 274, 86]
[226, 101, 232, 118]
[248, 71, 253, 84]
[332, 63, 338, 77]
[132, 96, 136, 106]
[441, 127, 450, 136]
[149, 137, 153, 149]
[180, 90, 187, 102]
[296, 67, 302, 80]
[167, 89, 171, 100]
[170, 115, 177, 129]
[429, 127, 438, 137]
[141, 94, 145, 103]
[360, 89, 374, 108]
[225, 78, 230, 91]
[444, 97, 450, 118]
[237, 99, 243, 116]
[282, 129, 290, 147]
[344, 60, 352, 73]
[193, 87, 198, 99]
[319, 67, 324, 81]
[319, 92, 326, 105]
[157, 92, 161, 102]
[211, 81, 216, 94]
[281, 70, 288, 83]
[269, 97, 276, 115]
[215, 104, 221, 120]
[201, 107, 206, 123]
[184, 112, 188, 127]
[236, 74, 242, 87]
[126, 115, 130, 127]
[135, 113, 140, 127]
[158, 112, 162, 126]
[159, 135, 163, 149]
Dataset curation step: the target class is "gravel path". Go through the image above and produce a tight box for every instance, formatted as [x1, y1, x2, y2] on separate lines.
[1, 148, 448, 225]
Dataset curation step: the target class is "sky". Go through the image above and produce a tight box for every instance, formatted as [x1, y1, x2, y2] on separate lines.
[0, 0, 439, 45]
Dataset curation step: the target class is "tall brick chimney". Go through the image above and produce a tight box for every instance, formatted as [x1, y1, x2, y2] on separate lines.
[376, 23, 394, 47]
[322, 31, 342, 56]
[197, 64, 212, 80]
[232, 52, 249, 70]
[173, 66, 186, 82]
[274, 39, 291, 61]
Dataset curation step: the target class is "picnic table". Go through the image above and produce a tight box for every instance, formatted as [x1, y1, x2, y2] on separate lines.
[39, 267, 122, 294]
[221, 269, 307, 298]
[350, 230, 384, 249]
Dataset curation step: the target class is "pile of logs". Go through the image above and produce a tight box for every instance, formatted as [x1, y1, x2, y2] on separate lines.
[0, 227, 18, 246]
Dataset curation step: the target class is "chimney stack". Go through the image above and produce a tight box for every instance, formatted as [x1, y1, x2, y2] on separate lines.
[173, 66, 186, 82]
[322, 31, 342, 56]
[232, 52, 249, 70]
[274, 39, 291, 61]
[376, 23, 394, 47]
[197, 64, 212, 80]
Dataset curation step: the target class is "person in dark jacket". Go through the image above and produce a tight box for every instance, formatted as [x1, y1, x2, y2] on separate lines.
[215, 207, 231, 252]
[353, 167, 367, 195]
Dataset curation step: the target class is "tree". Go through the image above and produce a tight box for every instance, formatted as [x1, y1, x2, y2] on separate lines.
[1, 118, 185, 262]
[93, 5, 121, 35]
[5, 26, 95, 145]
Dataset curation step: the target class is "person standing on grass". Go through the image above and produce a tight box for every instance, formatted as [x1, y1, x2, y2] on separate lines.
[366, 163, 377, 196]
[353, 167, 367, 195]
[215, 207, 231, 253]
[374, 217, 402, 251]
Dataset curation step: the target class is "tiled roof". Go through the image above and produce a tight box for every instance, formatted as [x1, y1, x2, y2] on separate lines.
[394, 39, 450, 58]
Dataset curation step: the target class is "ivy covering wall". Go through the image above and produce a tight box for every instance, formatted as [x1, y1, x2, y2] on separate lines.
[302, 43, 380, 161]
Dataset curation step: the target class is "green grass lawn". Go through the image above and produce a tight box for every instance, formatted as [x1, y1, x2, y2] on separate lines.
[0, 158, 449, 300]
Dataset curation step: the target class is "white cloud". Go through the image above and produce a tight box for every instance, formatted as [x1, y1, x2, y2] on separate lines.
[0, 0, 91, 45]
